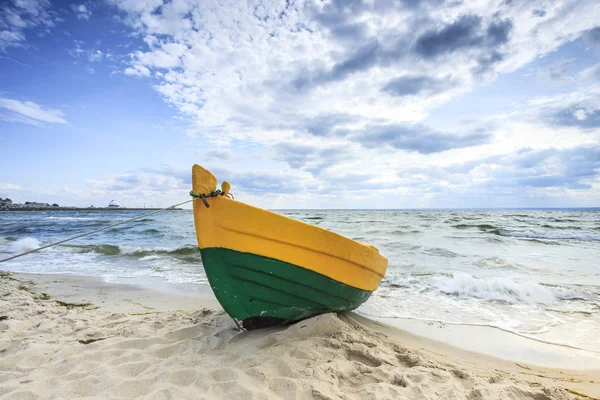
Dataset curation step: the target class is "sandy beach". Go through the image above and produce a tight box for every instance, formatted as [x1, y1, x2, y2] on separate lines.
[0, 272, 597, 399]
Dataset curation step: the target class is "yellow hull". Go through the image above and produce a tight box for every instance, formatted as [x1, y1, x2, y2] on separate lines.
[192, 165, 387, 292]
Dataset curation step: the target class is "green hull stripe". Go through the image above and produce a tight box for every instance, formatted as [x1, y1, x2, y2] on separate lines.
[200, 247, 372, 323]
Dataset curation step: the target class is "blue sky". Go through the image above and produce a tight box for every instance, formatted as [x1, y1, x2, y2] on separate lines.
[1, 0, 599, 209]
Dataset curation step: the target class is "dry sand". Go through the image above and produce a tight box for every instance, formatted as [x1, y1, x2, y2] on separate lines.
[0, 272, 598, 400]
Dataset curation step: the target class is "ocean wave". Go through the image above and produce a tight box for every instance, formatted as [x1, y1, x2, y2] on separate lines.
[46, 216, 100, 221]
[1, 237, 41, 253]
[382, 272, 561, 305]
[515, 217, 581, 224]
[492, 229, 600, 241]
[429, 272, 557, 304]
[539, 224, 583, 230]
[474, 257, 520, 270]
[453, 224, 499, 231]
[444, 218, 462, 223]
[60, 243, 202, 261]
[106, 227, 162, 235]
[0, 225, 29, 235]
[391, 230, 421, 236]
[422, 247, 460, 258]
[548, 218, 580, 223]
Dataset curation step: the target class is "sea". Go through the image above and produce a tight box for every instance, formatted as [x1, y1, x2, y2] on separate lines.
[1, 209, 598, 351]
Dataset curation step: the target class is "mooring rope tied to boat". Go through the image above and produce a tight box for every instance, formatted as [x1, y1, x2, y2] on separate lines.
[0, 198, 196, 264]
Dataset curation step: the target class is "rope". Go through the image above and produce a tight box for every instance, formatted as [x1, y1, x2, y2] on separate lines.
[0, 198, 196, 264]
[189, 189, 232, 208]
[189, 190, 223, 198]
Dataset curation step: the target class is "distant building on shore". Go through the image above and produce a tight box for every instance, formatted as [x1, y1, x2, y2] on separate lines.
[108, 200, 121, 208]
[0, 198, 12, 210]
[24, 201, 50, 208]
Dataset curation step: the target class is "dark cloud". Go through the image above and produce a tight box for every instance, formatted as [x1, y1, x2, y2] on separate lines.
[414, 147, 600, 190]
[513, 147, 600, 189]
[309, 0, 449, 31]
[399, 0, 451, 8]
[381, 75, 453, 96]
[310, 0, 370, 27]
[532, 9, 546, 17]
[106, 174, 143, 191]
[288, 114, 491, 154]
[414, 15, 512, 75]
[283, 112, 490, 155]
[517, 176, 590, 189]
[289, 10, 513, 92]
[274, 141, 354, 176]
[544, 58, 576, 80]
[203, 149, 232, 161]
[511, 148, 555, 169]
[290, 40, 391, 90]
[474, 51, 504, 74]
[141, 166, 305, 195]
[330, 22, 369, 42]
[348, 123, 490, 154]
[231, 172, 304, 194]
[550, 107, 600, 128]
[415, 15, 482, 58]
[302, 113, 357, 136]
[586, 64, 600, 81]
[314, 172, 394, 194]
[486, 18, 513, 45]
[325, 173, 376, 185]
[583, 27, 600, 46]
[140, 166, 191, 185]
[274, 142, 320, 169]
[209, 167, 305, 195]
[331, 40, 383, 79]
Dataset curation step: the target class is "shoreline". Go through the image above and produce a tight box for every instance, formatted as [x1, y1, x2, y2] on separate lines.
[1, 271, 598, 398]
[1, 208, 183, 211]
[15, 272, 600, 369]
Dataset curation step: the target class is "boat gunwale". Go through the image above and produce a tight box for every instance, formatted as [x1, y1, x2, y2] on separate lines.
[219, 224, 386, 279]
[218, 196, 384, 254]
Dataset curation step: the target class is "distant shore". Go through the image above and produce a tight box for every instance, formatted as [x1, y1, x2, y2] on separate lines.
[2, 207, 183, 211]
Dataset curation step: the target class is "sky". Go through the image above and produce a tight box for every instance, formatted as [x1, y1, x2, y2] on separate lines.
[1, 0, 599, 209]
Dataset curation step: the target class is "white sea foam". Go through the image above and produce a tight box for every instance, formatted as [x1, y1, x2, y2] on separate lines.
[8, 237, 42, 254]
[429, 272, 557, 304]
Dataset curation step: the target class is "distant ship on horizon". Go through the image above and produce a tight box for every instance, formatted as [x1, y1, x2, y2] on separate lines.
[108, 200, 121, 208]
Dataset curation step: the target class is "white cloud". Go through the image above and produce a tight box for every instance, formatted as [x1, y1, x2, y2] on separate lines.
[111, 0, 600, 145]
[574, 109, 588, 121]
[0, 97, 67, 126]
[68, 40, 109, 63]
[0, 183, 23, 191]
[542, 58, 576, 80]
[104, 0, 600, 207]
[88, 50, 103, 62]
[578, 63, 600, 82]
[85, 170, 191, 208]
[0, 0, 57, 50]
[124, 64, 150, 77]
[70, 4, 92, 20]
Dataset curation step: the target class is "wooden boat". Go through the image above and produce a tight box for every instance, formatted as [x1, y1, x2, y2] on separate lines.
[191, 165, 388, 329]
